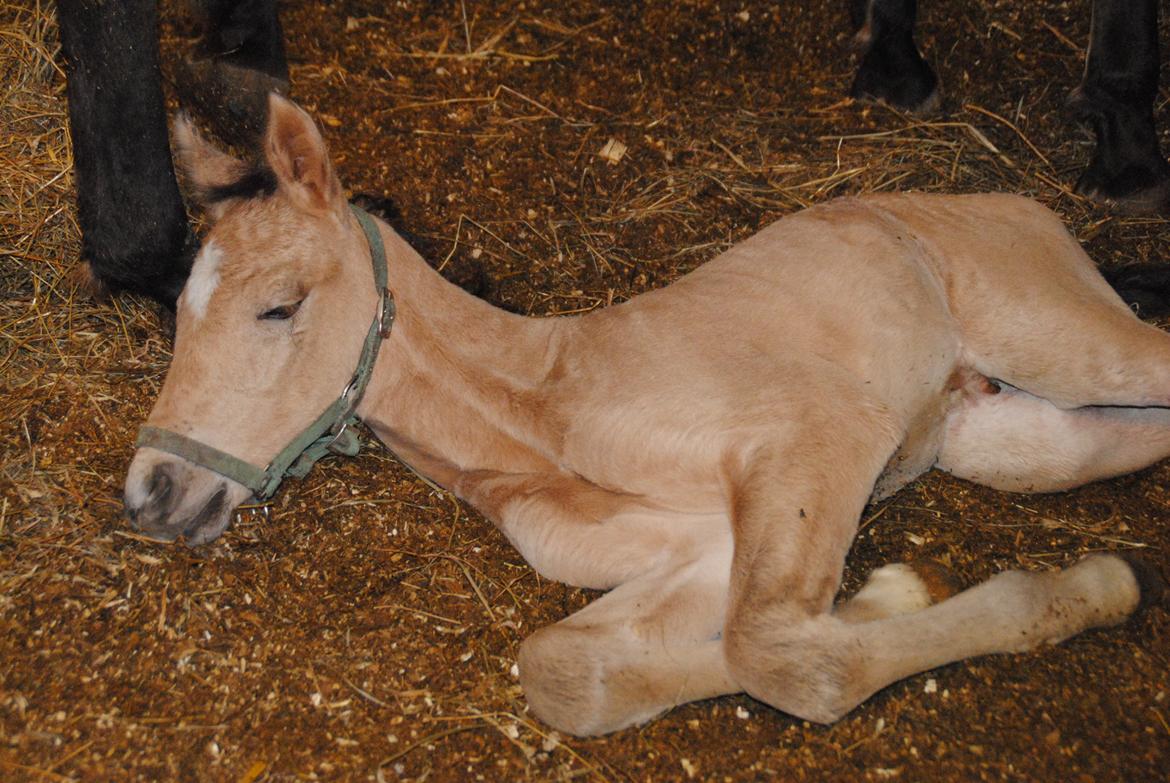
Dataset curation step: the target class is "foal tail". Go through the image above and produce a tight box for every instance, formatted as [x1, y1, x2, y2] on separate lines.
[1102, 263, 1170, 319]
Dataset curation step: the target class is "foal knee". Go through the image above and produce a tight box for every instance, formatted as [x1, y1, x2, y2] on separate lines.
[519, 624, 659, 737]
[723, 615, 866, 724]
[520, 620, 699, 736]
[518, 626, 604, 735]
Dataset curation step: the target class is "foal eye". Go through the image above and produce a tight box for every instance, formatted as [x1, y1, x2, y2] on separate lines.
[258, 300, 304, 321]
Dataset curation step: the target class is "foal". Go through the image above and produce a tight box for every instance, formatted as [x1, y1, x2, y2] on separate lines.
[126, 95, 1165, 736]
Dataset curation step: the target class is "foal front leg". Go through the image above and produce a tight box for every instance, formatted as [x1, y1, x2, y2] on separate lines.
[722, 412, 900, 722]
[459, 469, 740, 735]
[724, 418, 1153, 724]
[515, 393, 904, 736]
[515, 521, 949, 736]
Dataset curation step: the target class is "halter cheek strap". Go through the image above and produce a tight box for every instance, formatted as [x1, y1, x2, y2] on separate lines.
[136, 205, 395, 500]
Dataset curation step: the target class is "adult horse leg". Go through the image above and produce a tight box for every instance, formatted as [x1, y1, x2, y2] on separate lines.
[1069, 0, 1169, 214]
[176, 0, 290, 148]
[55, 0, 289, 307]
[56, 0, 194, 307]
[848, 0, 939, 113]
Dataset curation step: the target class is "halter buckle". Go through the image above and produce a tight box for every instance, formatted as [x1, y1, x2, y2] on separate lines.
[339, 375, 360, 404]
[378, 288, 396, 339]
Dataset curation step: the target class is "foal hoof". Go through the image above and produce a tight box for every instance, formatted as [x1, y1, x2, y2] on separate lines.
[174, 57, 290, 149]
[906, 558, 962, 603]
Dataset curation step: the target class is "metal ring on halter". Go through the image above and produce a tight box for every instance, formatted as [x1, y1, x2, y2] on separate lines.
[338, 376, 359, 406]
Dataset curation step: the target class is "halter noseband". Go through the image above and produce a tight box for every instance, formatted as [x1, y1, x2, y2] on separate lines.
[135, 205, 395, 500]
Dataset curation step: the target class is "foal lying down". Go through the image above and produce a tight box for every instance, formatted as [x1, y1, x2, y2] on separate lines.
[125, 95, 1164, 736]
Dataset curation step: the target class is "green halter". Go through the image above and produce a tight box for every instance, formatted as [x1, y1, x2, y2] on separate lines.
[135, 205, 395, 500]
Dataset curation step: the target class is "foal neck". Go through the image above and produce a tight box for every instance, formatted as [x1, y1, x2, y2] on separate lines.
[356, 224, 566, 484]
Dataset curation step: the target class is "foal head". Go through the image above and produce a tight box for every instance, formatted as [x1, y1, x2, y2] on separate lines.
[125, 95, 379, 544]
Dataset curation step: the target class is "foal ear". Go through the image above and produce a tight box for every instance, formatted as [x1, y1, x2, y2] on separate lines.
[263, 93, 344, 215]
[172, 115, 251, 220]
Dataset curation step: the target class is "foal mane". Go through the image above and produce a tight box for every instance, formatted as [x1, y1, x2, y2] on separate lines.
[200, 163, 277, 206]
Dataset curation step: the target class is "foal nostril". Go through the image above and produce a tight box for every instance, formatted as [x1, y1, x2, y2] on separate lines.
[147, 464, 175, 510]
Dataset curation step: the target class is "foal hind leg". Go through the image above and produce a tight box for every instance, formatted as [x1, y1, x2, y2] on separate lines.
[965, 272, 1170, 410]
[939, 384, 1170, 492]
[876, 192, 1170, 407]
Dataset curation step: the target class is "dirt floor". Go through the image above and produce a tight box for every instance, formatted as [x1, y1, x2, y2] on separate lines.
[3, 0, 1170, 780]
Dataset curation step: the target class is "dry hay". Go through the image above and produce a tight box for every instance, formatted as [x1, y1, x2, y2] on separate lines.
[1, 0, 1169, 781]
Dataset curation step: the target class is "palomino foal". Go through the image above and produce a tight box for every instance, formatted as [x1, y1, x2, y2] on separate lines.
[126, 95, 1165, 736]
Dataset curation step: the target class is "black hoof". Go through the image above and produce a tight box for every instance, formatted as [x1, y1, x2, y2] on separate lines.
[174, 57, 289, 149]
[1120, 554, 1166, 617]
[1100, 263, 1170, 319]
[1068, 86, 1170, 215]
[80, 227, 197, 310]
[850, 36, 939, 115]
[1074, 165, 1170, 216]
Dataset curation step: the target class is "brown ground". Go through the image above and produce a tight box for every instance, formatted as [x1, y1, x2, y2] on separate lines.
[3, 0, 1170, 781]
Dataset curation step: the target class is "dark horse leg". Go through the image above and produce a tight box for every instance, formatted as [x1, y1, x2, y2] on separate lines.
[175, 0, 290, 148]
[848, 0, 939, 113]
[57, 0, 194, 307]
[1069, 0, 1169, 214]
[56, 0, 288, 308]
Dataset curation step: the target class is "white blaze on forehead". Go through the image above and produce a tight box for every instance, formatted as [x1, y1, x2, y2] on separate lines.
[183, 241, 223, 319]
